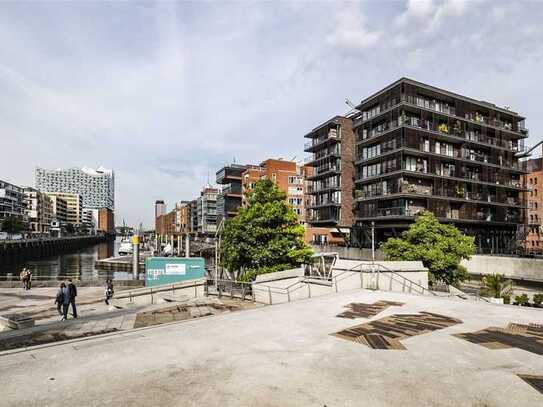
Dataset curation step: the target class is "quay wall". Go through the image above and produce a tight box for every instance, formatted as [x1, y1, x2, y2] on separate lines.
[0, 235, 110, 263]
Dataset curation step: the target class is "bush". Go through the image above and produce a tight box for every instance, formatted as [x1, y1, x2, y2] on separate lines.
[514, 294, 530, 306]
[533, 294, 543, 306]
[502, 295, 511, 304]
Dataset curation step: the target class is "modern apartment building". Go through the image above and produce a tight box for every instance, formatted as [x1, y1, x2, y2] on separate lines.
[36, 166, 114, 210]
[303, 116, 356, 244]
[48, 195, 68, 223]
[155, 200, 166, 232]
[522, 149, 543, 254]
[0, 179, 25, 224]
[196, 187, 218, 236]
[44, 192, 82, 226]
[216, 164, 247, 224]
[241, 159, 310, 225]
[24, 187, 53, 234]
[353, 78, 528, 254]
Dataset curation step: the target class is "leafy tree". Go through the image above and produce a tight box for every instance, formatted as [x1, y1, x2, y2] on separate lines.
[481, 273, 513, 299]
[1, 215, 25, 237]
[220, 179, 313, 281]
[381, 211, 475, 286]
[64, 223, 75, 235]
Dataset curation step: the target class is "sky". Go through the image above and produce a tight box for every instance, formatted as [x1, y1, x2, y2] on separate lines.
[1, 0, 542, 228]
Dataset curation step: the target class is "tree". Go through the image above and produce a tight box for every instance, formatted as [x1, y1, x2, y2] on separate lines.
[481, 273, 512, 299]
[220, 179, 313, 281]
[381, 211, 475, 286]
[1, 215, 25, 237]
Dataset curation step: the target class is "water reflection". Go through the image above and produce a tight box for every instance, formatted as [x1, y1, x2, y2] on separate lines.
[0, 239, 119, 281]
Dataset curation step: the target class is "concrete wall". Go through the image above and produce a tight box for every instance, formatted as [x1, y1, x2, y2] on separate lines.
[310, 245, 385, 261]
[461, 255, 543, 282]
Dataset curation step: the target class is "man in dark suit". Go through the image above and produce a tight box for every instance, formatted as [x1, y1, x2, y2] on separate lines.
[67, 278, 78, 318]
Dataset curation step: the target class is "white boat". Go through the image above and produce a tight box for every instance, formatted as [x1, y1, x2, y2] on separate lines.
[118, 238, 133, 256]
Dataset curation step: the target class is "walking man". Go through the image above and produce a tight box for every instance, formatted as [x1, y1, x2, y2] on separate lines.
[67, 278, 78, 318]
[104, 279, 114, 305]
[55, 282, 66, 317]
[61, 283, 70, 320]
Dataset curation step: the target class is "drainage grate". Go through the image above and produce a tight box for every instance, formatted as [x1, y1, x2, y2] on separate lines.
[332, 312, 462, 350]
[454, 323, 543, 356]
[518, 375, 543, 395]
[336, 301, 405, 319]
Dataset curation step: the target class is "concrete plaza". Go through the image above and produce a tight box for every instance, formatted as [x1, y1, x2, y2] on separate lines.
[1, 288, 543, 406]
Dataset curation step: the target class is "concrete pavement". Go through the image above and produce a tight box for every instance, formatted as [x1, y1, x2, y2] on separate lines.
[1, 288, 543, 406]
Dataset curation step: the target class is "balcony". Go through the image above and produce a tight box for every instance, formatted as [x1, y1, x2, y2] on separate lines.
[304, 129, 340, 152]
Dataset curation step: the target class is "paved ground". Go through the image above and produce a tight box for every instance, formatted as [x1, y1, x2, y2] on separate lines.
[1, 288, 543, 406]
[0, 287, 257, 351]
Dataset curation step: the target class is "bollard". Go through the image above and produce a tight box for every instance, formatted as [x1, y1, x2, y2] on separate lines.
[335, 280, 338, 293]
[194, 285, 197, 298]
[132, 235, 140, 280]
[287, 290, 291, 303]
[308, 283, 311, 298]
[268, 287, 272, 305]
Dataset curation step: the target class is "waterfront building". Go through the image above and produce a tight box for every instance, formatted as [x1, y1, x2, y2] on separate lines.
[154, 200, 166, 232]
[216, 164, 247, 224]
[522, 147, 543, 254]
[44, 192, 82, 226]
[0, 179, 25, 226]
[82, 208, 95, 233]
[36, 166, 114, 210]
[97, 208, 115, 235]
[197, 187, 218, 236]
[241, 159, 311, 226]
[352, 78, 528, 254]
[303, 117, 356, 245]
[23, 187, 53, 234]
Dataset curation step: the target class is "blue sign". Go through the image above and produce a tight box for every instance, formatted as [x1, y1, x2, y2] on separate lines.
[145, 257, 206, 287]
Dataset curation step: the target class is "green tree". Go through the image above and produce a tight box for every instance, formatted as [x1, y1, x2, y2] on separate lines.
[1, 215, 25, 237]
[381, 211, 475, 286]
[220, 179, 313, 281]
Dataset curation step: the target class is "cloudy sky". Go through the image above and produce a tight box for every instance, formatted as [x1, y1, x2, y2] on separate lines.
[1, 0, 542, 228]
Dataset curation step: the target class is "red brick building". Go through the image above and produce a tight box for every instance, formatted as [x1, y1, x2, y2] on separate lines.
[522, 149, 543, 254]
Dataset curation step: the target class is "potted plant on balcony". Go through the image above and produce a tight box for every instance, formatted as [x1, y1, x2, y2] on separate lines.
[438, 123, 449, 134]
[453, 120, 462, 136]
[481, 274, 512, 304]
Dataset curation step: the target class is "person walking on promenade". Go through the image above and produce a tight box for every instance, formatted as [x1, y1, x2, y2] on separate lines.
[61, 283, 70, 320]
[26, 269, 33, 290]
[67, 279, 78, 318]
[20, 268, 29, 290]
[104, 279, 114, 305]
[55, 282, 66, 317]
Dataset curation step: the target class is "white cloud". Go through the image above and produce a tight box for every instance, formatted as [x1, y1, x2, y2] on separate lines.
[0, 1, 542, 227]
[327, 4, 381, 49]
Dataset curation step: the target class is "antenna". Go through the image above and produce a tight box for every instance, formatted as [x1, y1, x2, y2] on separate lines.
[345, 98, 357, 109]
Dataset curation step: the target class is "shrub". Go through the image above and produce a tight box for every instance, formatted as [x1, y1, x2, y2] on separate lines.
[514, 294, 530, 306]
[533, 294, 543, 306]
[502, 295, 511, 304]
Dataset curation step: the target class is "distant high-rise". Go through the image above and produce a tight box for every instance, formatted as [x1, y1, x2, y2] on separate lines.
[35, 166, 114, 210]
[155, 200, 166, 232]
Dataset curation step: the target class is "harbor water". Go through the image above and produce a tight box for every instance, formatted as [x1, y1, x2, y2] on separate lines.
[0, 238, 129, 281]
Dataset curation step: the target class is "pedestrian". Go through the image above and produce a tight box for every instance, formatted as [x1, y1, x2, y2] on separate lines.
[67, 278, 78, 318]
[26, 269, 32, 290]
[61, 282, 71, 320]
[104, 279, 114, 305]
[20, 268, 28, 290]
[55, 282, 66, 317]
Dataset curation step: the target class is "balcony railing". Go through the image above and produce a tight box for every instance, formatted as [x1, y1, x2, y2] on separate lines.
[304, 129, 340, 151]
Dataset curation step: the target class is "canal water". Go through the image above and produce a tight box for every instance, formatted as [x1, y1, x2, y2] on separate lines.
[0, 238, 128, 281]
